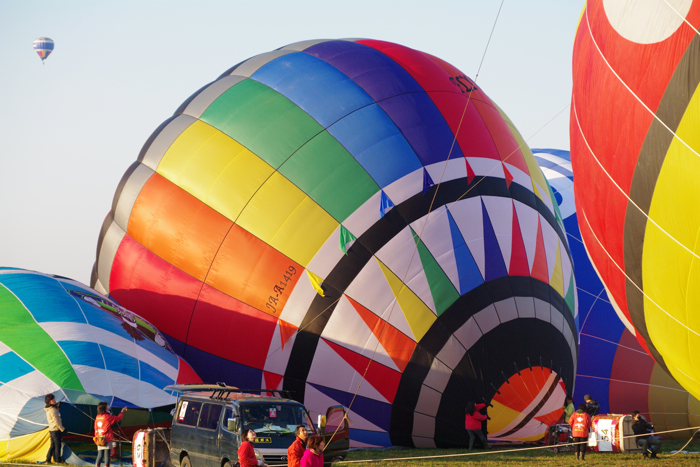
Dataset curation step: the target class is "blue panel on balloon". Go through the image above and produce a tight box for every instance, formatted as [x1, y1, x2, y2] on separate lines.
[111, 397, 138, 409]
[252, 52, 374, 128]
[447, 209, 484, 294]
[101, 345, 140, 380]
[59, 341, 105, 368]
[481, 201, 508, 281]
[328, 104, 422, 187]
[309, 383, 391, 432]
[140, 360, 176, 390]
[184, 346, 262, 390]
[164, 333, 186, 357]
[378, 93, 463, 166]
[304, 40, 424, 102]
[349, 428, 392, 447]
[0, 273, 85, 323]
[0, 352, 35, 383]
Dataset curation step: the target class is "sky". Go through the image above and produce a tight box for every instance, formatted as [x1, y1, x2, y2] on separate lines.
[0, 0, 583, 285]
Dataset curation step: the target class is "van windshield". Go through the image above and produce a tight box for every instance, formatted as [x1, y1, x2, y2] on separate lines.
[240, 403, 314, 435]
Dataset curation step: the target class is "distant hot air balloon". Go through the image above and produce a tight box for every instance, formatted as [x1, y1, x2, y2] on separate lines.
[33, 37, 54, 64]
[534, 148, 700, 437]
[0, 268, 201, 462]
[571, 0, 700, 401]
[93, 39, 578, 447]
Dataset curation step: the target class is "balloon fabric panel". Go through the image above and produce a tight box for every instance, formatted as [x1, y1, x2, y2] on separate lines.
[251, 52, 375, 128]
[206, 223, 303, 316]
[127, 172, 233, 282]
[200, 79, 321, 169]
[0, 279, 83, 391]
[157, 120, 277, 222]
[109, 235, 203, 343]
[276, 130, 380, 221]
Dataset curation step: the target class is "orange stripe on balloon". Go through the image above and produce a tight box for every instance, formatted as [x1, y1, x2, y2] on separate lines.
[126, 173, 233, 282]
[206, 224, 303, 317]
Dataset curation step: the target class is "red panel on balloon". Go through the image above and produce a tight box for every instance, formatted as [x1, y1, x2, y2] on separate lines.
[110, 234, 202, 343]
[608, 330, 654, 415]
[187, 284, 277, 370]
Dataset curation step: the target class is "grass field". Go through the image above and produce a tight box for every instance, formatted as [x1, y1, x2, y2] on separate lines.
[341, 439, 700, 466]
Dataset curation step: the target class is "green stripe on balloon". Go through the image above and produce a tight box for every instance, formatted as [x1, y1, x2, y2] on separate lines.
[200, 79, 321, 169]
[278, 130, 379, 222]
[0, 284, 84, 391]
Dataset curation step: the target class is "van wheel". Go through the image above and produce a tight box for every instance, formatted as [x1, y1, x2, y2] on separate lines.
[181, 455, 192, 467]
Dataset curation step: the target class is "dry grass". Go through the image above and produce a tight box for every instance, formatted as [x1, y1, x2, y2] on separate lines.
[342, 439, 700, 466]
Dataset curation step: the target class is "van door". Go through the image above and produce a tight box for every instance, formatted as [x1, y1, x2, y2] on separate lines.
[218, 405, 240, 464]
[196, 402, 224, 467]
[321, 406, 349, 463]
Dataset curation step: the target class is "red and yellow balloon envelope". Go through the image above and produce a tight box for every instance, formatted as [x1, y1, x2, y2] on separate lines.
[572, 0, 700, 401]
[93, 39, 577, 447]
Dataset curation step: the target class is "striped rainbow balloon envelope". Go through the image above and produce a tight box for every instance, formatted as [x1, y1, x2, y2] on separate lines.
[93, 39, 578, 447]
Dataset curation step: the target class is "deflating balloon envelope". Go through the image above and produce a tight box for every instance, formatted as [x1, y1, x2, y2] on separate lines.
[0, 268, 200, 461]
[94, 39, 578, 447]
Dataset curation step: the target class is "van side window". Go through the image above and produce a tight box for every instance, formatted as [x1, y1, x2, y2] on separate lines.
[177, 400, 202, 426]
[198, 403, 223, 430]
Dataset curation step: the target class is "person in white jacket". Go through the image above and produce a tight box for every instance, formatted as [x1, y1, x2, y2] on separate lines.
[44, 394, 65, 464]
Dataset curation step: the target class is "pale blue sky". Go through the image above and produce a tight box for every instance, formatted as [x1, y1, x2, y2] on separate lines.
[0, 0, 582, 284]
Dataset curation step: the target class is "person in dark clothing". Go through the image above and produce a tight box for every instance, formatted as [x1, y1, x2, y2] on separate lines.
[632, 411, 661, 459]
[583, 394, 600, 417]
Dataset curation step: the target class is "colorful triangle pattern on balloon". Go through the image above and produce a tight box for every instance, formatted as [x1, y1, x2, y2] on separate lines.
[509, 202, 530, 276]
[446, 208, 484, 295]
[376, 258, 436, 341]
[481, 200, 508, 281]
[550, 241, 565, 297]
[278, 319, 298, 350]
[409, 226, 459, 316]
[263, 371, 284, 392]
[530, 217, 549, 284]
[346, 295, 417, 372]
[321, 337, 401, 404]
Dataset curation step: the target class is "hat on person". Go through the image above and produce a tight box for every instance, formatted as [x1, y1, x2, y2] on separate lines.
[584, 395, 592, 401]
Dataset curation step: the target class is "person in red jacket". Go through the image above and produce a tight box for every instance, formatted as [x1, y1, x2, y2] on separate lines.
[238, 429, 264, 467]
[464, 401, 488, 450]
[94, 402, 127, 467]
[287, 425, 308, 467]
[568, 403, 592, 461]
